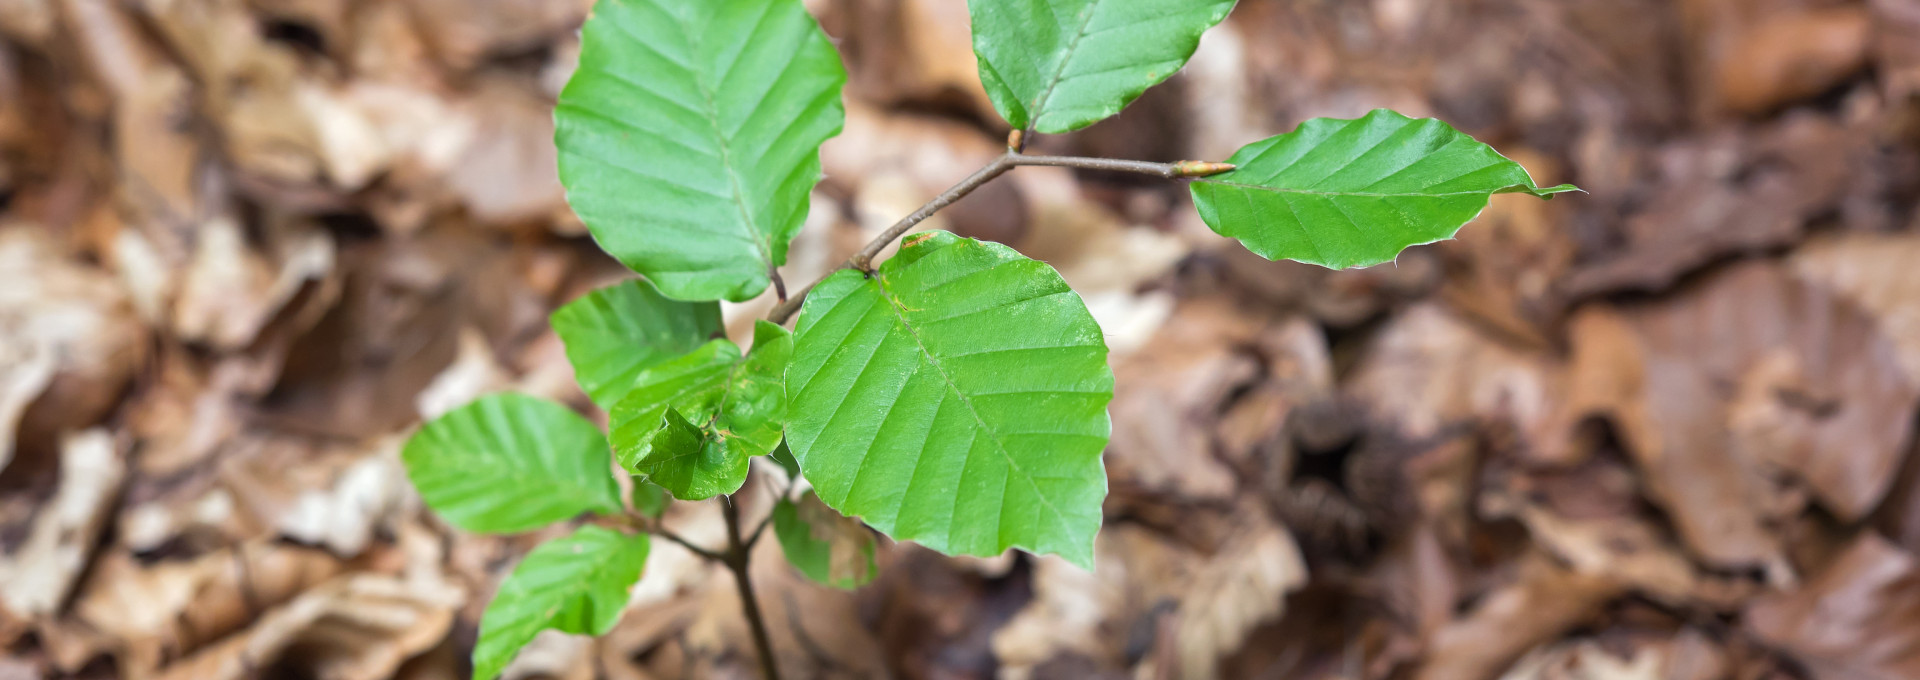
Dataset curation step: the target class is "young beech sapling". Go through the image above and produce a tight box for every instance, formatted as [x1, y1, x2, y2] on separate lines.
[399, 0, 1577, 677]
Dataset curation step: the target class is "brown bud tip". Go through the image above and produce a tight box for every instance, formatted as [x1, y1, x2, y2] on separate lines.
[1007, 129, 1026, 152]
[1172, 161, 1236, 178]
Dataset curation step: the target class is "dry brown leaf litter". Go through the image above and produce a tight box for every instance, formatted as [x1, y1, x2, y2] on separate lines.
[6, 0, 1920, 678]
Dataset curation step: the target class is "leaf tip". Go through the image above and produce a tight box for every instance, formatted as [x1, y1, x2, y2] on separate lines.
[1533, 183, 1583, 198]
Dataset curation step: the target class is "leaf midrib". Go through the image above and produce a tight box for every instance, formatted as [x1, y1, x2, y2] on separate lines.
[870, 282, 1072, 545]
[668, 3, 774, 268]
[1195, 178, 1527, 198]
[1024, 0, 1109, 132]
[497, 533, 642, 635]
[424, 433, 615, 511]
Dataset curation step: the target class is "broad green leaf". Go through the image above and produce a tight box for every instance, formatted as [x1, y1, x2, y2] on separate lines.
[970, 0, 1235, 134]
[550, 279, 723, 410]
[785, 231, 1113, 568]
[610, 322, 793, 500]
[773, 490, 877, 589]
[555, 0, 847, 302]
[472, 526, 649, 680]
[1190, 109, 1580, 270]
[631, 479, 671, 519]
[402, 394, 622, 534]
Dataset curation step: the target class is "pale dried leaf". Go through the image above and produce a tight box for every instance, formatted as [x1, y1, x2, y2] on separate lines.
[1176, 516, 1308, 679]
[0, 430, 126, 618]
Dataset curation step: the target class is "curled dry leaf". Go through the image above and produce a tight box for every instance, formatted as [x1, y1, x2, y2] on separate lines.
[1176, 515, 1308, 680]
[1107, 299, 1269, 501]
[1499, 640, 1664, 680]
[172, 218, 335, 351]
[1561, 116, 1880, 298]
[1416, 553, 1623, 680]
[1348, 303, 1558, 442]
[276, 438, 409, 557]
[1746, 534, 1920, 680]
[65, 543, 347, 674]
[0, 430, 125, 619]
[1790, 232, 1920, 382]
[818, 0, 993, 116]
[1711, 7, 1871, 116]
[0, 228, 144, 474]
[152, 572, 464, 680]
[992, 556, 1113, 672]
[402, 0, 588, 72]
[0, 341, 55, 477]
[1562, 262, 1917, 572]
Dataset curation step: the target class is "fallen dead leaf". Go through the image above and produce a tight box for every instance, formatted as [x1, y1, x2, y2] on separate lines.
[1175, 513, 1308, 680]
[1416, 553, 1623, 680]
[0, 430, 126, 619]
[1348, 303, 1558, 441]
[1712, 8, 1871, 116]
[1747, 533, 1920, 680]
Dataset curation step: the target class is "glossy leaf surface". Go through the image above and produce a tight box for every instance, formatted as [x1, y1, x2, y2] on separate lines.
[786, 231, 1112, 568]
[970, 0, 1235, 133]
[550, 279, 722, 409]
[401, 393, 622, 534]
[556, 0, 846, 301]
[472, 527, 649, 680]
[1191, 109, 1579, 270]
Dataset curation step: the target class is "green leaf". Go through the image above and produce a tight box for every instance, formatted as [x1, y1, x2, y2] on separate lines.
[634, 407, 751, 501]
[550, 279, 722, 410]
[1190, 109, 1580, 270]
[610, 322, 793, 500]
[402, 394, 623, 534]
[472, 526, 649, 680]
[631, 479, 671, 519]
[785, 231, 1113, 568]
[555, 0, 847, 302]
[773, 490, 877, 589]
[768, 440, 801, 479]
[969, 0, 1235, 134]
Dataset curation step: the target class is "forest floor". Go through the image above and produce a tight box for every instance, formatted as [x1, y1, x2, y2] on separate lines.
[5, 0, 1920, 678]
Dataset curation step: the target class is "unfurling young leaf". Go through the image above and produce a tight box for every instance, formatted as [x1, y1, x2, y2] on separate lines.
[632, 408, 749, 501]
[1190, 109, 1580, 270]
[555, 0, 847, 302]
[610, 322, 793, 500]
[550, 279, 722, 410]
[970, 0, 1236, 134]
[786, 231, 1113, 569]
[401, 393, 622, 534]
[472, 526, 650, 680]
[773, 490, 877, 589]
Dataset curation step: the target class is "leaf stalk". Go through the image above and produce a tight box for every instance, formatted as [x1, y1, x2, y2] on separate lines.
[765, 151, 1231, 323]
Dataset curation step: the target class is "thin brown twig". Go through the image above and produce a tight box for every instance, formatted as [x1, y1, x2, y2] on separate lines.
[763, 152, 1231, 324]
[598, 512, 727, 561]
[654, 525, 724, 562]
[722, 494, 783, 680]
[743, 469, 795, 551]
